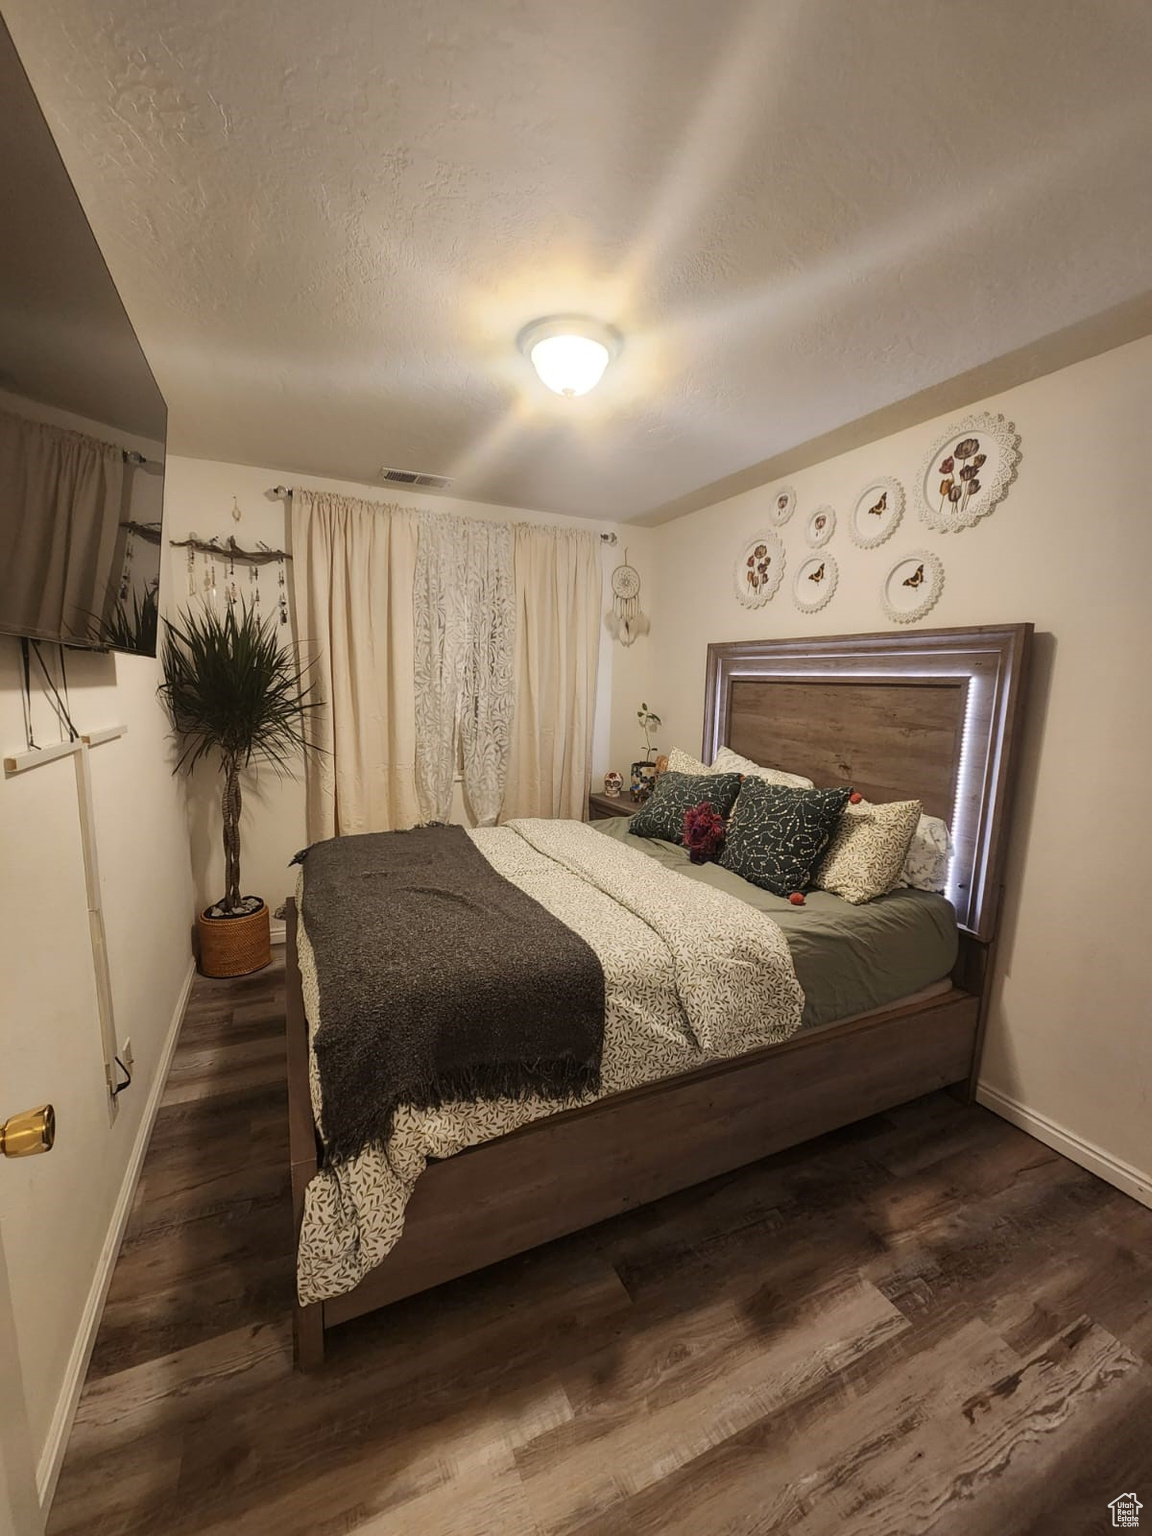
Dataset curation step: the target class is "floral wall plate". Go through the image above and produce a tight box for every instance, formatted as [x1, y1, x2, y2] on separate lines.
[848, 476, 904, 549]
[766, 484, 796, 527]
[793, 551, 838, 614]
[805, 505, 835, 548]
[880, 549, 944, 624]
[917, 412, 1021, 532]
[734, 529, 785, 607]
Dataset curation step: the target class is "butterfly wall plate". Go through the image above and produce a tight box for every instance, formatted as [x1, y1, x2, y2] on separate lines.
[917, 412, 1021, 533]
[792, 551, 838, 614]
[848, 476, 904, 549]
[805, 505, 836, 548]
[733, 529, 785, 608]
[766, 484, 797, 528]
[880, 549, 945, 624]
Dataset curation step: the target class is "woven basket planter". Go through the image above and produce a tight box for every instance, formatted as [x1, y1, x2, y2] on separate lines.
[197, 900, 271, 978]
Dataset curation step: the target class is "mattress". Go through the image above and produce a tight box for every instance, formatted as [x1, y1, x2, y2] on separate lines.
[592, 815, 958, 1028]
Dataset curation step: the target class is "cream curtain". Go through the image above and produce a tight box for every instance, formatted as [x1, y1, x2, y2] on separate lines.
[0, 407, 124, 644]
[414, 515, 515, 825]
[504, 524, 602, 820]
[291, 489, 421, 840]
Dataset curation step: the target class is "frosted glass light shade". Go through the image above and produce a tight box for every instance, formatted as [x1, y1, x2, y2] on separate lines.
[518, 316, 620, 398]
[529, 334, 610, 397]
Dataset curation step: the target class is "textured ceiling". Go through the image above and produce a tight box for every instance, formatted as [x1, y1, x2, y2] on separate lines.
[3, 0, 1151, 521]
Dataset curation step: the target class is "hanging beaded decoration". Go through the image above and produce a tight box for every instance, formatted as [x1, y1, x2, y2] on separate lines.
[277, 553, 288, 625]
[249, 559, 260, 618]
[118, 524, 135, 601]
[187, 533, 197, 597]
[227, 546, 239, 609]
[205, 547, 218, 608]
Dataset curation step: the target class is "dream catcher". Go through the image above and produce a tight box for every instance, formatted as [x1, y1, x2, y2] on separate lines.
[605, 548, 650, 647]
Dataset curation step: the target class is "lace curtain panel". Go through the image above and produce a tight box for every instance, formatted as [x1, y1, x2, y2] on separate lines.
[290, 489, 421, 840]
[503, 523, 602, 821]
[414, 515, 515, 826]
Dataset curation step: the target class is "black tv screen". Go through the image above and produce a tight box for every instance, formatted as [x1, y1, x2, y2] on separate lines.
[0, 18, 166, 657]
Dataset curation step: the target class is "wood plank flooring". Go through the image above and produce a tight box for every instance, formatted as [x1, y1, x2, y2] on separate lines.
[48, 953, 1152, 1535]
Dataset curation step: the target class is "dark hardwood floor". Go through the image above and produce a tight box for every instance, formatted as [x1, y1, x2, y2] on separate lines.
[48, 953, 1152, 1535]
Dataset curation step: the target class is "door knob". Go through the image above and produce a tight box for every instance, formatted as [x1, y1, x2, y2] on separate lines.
[1, 1105, 55, 1157]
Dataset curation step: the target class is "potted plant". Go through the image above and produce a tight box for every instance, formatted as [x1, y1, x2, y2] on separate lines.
[160, 601, 319, 977]
[630, 701, 661, 802]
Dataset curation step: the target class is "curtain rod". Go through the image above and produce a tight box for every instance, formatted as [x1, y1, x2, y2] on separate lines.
[269, 484, 619, 543]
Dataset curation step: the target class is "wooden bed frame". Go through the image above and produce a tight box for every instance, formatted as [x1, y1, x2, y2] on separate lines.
[287, 622, 1032, 1368]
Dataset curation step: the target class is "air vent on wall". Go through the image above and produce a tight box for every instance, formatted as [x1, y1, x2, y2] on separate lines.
[379, 465, 454, 491]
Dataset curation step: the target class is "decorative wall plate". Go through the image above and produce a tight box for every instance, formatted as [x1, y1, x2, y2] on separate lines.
[733, 529, 785, 607]
[766, 484, 796, 527]
[917, 412, 1020, 532]
[848, 475, 904, 549]
[805, 505, 835, 548]
[880, 549, 944, 624]
[793, 551, 838, 614]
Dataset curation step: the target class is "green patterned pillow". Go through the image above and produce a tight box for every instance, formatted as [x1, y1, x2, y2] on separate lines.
[719, 779, 852, 895]
[629, 770, 743, 844]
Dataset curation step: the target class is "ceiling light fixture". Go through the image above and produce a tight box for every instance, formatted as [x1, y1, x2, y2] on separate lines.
[517, 315, 621, 398]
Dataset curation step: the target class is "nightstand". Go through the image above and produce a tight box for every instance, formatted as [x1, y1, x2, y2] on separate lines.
[588, 791, 636, 821]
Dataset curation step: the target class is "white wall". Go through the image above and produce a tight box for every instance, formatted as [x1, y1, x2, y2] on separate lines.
[649, 333, 1152, 1195]
[162, 456, 655, 914]
[0, 414, 195, 1493]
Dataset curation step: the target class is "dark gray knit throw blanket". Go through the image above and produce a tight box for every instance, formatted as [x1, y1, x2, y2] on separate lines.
[297, 825, 605, 1166]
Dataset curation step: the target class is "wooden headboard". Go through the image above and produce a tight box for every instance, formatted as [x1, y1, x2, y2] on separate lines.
[702, 624, 1032, 942]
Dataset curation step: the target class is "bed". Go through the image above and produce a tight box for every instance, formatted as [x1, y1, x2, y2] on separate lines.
[286, 622, 1032, 1368]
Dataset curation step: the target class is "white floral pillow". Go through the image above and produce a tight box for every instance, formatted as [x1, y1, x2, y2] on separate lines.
[815, 798, 922, 904]
[666, 746, 712, 776]
[898, 814, 955, 893]
[712, 745, 814, 789]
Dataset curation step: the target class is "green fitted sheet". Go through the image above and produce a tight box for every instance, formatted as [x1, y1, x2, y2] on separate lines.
[593, 815, 958, 1029]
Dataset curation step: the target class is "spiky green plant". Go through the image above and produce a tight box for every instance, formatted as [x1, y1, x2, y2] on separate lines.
[93, 583, 159, 654]
[159, 602, 320, 915]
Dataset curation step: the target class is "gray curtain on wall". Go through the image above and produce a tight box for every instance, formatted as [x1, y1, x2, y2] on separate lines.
[0, 407, 124, 644]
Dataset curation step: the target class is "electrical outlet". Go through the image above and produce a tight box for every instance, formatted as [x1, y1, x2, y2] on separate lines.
[121, 1037, 134, 1069]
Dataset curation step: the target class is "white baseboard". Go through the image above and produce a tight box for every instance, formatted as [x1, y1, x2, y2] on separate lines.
[977, 1082, 1152, 1210]
[36, 957, 196, 1515]
[269, 919, 286, 946]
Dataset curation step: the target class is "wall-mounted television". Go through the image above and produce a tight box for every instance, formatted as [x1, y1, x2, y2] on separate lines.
[0, 17, 167, 658]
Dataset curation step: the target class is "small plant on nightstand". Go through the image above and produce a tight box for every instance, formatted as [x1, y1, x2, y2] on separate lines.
[631, 701, 662, 802]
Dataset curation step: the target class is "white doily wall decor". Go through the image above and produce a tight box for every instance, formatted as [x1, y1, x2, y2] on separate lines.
[734, 529, 785, 608]
[605, 547, 650, 646]
[848, 476, 904, 549]
[793, 552, 838, 614]
[917, 412, 1020, 533]
[805, 505, 835, 548]
[767, 484, 796, 527]
[880, 549, 945, 624]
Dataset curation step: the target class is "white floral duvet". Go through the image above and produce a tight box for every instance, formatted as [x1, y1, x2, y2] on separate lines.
[296, 818, 804, 1305]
